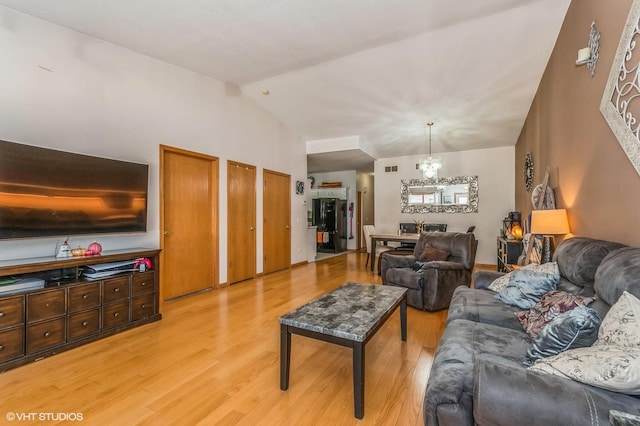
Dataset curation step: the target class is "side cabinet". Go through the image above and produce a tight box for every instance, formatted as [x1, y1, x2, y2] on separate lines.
[0, 248, 161, 372]
[497, 237, 523, 272]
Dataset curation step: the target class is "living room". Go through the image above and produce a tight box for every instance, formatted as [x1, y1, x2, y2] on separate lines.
[1, 0, 640, 424]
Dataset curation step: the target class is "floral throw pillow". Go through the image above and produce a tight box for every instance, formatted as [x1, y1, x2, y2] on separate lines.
[595, 291, 640, 348]
[529, 345, 640, 395]
[515, 290, 596, 338]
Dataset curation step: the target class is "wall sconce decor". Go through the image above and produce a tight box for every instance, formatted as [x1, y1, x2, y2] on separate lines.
[576, 21, 600, 77]
[601, 0, 640, 177]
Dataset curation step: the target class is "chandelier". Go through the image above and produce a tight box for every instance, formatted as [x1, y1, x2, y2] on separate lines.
[419, 122, 442, 180]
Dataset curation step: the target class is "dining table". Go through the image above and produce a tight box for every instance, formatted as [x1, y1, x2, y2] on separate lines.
[369, 233, 420, 272]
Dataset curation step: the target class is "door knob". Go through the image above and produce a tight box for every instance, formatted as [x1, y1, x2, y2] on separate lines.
[163, 231, 170, 236]
[249, 226, 255, 231]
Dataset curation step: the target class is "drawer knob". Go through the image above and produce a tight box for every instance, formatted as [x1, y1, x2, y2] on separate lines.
[44, 331, 51, 338]
[114, 288, 120, 293]
[83, 294, 89, 299]
[113, 312, 119, 318]
[82, 321, 89, 327]
[140, 282, 147, 286]
[0, 312, 4, 317]
[141, 304, 147, 309]
[0, 345, 4, 351]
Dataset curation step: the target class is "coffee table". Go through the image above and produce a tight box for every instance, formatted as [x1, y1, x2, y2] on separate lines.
[279, 282, 408, 419]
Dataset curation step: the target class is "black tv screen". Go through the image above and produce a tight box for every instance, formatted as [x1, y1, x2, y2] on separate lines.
[0, 140, 149, 239]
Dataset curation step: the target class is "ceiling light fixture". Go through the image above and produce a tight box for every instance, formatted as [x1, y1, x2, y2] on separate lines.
[419, 122, 442, 180]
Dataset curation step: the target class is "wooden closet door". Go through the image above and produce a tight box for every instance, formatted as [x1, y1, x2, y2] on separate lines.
[263, 170, 291, 274]
[227, 161, 256, 284]
[161, 146, 218, 300]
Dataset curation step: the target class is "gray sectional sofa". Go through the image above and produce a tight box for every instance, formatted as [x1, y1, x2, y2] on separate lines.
[424, 237, 640, 426]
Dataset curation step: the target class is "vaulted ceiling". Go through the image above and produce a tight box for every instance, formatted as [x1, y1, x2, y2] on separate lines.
[0, 0, 571, 172]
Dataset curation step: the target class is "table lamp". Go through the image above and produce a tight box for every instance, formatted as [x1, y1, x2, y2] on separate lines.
[530, 209, 570, 263]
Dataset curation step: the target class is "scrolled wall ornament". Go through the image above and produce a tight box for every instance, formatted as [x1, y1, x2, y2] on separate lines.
[524, 152, 534, 192]
[601, 0, 640, 176]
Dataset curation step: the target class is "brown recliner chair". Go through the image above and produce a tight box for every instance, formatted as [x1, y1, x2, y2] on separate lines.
[380, 232, 478, 311]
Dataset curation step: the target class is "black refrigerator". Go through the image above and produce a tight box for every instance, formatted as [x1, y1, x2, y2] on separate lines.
[312, 198, 347, 253]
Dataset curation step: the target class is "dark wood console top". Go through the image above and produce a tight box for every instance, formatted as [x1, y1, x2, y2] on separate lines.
[0, 248, 161, 276]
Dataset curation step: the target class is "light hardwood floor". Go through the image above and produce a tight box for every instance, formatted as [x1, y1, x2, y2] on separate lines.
[0, 252, 487, 425]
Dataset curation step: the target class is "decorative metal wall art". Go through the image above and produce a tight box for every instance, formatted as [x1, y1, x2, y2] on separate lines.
[600, 0, 640, 176]
[524, 152, 534, 192]
[576, 21, 600, 77]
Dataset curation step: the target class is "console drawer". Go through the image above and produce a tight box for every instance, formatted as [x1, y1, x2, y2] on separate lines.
[0, 327, 25, 363]
[102, 301, 129, 330]
[68, 283, 101, 313]
[131, 294, 155, 321]
[26, 317, 65, 354]
[68, 309, 100, 341]
[0, 295, 25, 329]
[27, 289, 66, 323]
[102, 276, 130, 304]
[131, 272, 154, 297]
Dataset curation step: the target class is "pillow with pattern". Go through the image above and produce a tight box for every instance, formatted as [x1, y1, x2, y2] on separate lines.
[524, 306, 601, 365]
[595, 291, 640, 348]
[529, 345, 640, 395]
[515, 290, 596, 338]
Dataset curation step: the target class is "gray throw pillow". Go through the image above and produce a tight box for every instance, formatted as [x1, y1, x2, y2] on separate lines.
[525, 306, 601, 365]
[495, 268, 560, 309]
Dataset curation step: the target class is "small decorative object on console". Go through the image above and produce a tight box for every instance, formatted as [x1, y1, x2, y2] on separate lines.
[56, 239, 72, 258]
[86, 241, 103, 256]
[71, 246, 86, 257]
[134, 257, 152, 272]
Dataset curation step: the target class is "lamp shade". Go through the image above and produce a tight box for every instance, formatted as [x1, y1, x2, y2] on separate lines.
[530, 209, 570, 235]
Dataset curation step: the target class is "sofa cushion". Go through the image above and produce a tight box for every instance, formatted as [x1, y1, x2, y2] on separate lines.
[554, 237, 626, 290]
[384, 268, 422, 291]
[495, 267, 559, 309]
[424, 319, 531, 426]
[524, 305, 601, 365]
[515, 290, 596, 338]
[596, 291, 640, 348]
[529, 346, 640, 395]
[594, 247, 640, 306]
[447, 287, 523, 331]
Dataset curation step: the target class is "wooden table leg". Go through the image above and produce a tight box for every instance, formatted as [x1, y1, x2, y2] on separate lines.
[353, 342, 365, 419]
[280, 324, 291, 390]
[370, 237, 377, 272]
[400, 297, 407, 341]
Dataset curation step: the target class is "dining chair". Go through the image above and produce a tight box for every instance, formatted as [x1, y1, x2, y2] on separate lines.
[362, 225, 392, 270]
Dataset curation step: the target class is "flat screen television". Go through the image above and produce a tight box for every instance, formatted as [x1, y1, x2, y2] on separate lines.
[0, 140, 149, 239]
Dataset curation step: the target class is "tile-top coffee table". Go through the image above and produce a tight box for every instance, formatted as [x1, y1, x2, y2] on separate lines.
[279, 282, 408, 419]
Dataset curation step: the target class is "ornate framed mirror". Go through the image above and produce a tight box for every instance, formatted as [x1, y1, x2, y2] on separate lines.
[400, 175, 478, 213]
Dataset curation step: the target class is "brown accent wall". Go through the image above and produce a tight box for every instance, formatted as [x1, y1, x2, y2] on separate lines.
[516, 0, 640, 246]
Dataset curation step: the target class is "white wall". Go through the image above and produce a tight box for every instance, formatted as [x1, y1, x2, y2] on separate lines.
[374, 146, 515, 264]
[0, 6, 307, 282]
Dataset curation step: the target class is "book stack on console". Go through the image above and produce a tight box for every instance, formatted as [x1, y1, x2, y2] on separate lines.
[0, 278, 45, 295]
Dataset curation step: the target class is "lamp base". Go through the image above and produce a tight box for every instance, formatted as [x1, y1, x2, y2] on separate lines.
[541, 235, 556, 263]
